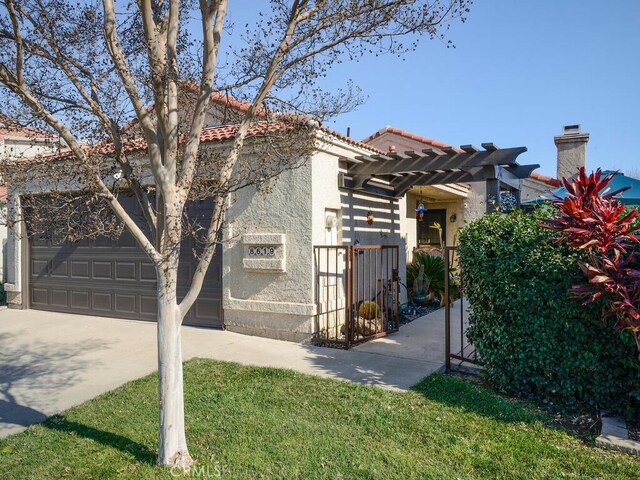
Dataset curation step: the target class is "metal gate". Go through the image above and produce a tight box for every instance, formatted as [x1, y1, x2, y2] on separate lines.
[444, 245, 482, 371]
[314, 245, 399, 349]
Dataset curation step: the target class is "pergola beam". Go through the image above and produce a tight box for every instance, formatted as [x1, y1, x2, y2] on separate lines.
[344, 141, 538, 204]
[390, 163, 540, 196]
[348, 146, 528, 178]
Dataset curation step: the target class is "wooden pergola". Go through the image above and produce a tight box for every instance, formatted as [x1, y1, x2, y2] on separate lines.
[340, 143, 539, 210]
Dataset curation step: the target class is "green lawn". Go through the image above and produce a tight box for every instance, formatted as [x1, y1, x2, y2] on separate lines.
[0, 359, 637, 479]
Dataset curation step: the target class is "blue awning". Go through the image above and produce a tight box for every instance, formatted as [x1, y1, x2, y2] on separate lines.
[525, 171, 640, 205]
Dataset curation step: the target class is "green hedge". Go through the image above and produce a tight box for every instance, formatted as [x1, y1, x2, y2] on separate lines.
[458, 208, 640, 415]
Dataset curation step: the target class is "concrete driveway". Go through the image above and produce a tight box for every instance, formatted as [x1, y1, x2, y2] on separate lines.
[0, 305, 450, 438]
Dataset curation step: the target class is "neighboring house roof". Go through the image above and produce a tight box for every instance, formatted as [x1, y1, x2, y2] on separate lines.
[0, 183, 6, 201]
[362, 125, 471, 190]
[529, 171, 561, 187]
[528, 170, 640, 205]
[361, 126, 450, 149]
[0, 114, 54, 141]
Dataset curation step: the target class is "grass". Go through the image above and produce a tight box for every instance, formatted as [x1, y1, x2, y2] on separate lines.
[0, 359, 638, 479]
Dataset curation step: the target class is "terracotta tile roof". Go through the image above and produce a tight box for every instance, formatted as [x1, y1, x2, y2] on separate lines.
[8, 120, 383, 167]
[11, 121, 296, 166]
[361, 126, 450, 149]
[116, 85, 383, 156]
[529, 171, 561, 187]
[0, 114, 54, 140]
[120, 88, 263, 134]
[0, 183, 6, 200]
[320, 126, 385, 155]
[363, 126, 473, 191]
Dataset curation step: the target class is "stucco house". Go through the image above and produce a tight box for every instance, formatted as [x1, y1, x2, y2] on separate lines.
[2, 98, 537, 343]
[0, 116, 57, 282]
[362, 124, 591, 260]
[362, 126, 539, 258]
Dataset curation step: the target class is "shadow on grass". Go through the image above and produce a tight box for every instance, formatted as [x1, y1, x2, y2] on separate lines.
[43, 415, 156, 464]
[411, 373, 605, 444]
[410, 373, 543, 424]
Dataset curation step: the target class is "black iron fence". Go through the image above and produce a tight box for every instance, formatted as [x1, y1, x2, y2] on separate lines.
[314, 245, 399, 349]
[444, 245, 482, 371]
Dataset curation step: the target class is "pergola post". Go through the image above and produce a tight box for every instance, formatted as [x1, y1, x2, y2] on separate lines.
[485, 178, 501, 213]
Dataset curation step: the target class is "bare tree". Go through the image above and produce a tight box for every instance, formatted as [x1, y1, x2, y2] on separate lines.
[0, 0, 470, 470]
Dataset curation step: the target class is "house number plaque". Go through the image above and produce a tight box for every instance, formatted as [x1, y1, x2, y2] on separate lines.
[242, 233, 286, 272]
[248, 246, 276, 256]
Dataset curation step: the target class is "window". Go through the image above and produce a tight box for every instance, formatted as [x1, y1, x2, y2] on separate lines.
[417, 208, 446, 246]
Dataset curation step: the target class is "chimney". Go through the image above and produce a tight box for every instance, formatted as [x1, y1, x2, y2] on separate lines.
[554, 124, 589, 181]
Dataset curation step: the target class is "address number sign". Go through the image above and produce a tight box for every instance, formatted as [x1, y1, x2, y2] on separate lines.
[248, 246, 276, 256]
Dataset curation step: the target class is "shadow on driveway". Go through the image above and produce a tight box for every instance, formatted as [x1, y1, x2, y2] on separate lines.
[0, 331, 110, 433]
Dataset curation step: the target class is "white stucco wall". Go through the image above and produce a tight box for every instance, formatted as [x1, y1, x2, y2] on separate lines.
[1, 136, 58, 292]
[464, 182, 487, 221]
[0, 137, 57, 160]
[222, 156, 317, 342]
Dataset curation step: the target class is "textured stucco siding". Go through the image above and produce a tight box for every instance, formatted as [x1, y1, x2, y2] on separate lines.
[0, 138, 58, 288]
[222, 158, 316, 342]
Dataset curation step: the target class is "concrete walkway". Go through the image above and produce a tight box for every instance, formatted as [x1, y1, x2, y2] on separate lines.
[0, 305, 452, 438]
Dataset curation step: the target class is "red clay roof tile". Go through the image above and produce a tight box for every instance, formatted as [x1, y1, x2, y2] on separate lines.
[361, 126, 450, 149]
[0, 114, 55, 140]
[8, 121, 383, 166]
[529, 171, 561, 187]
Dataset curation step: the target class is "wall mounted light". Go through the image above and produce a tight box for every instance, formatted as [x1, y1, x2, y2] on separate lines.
[415, 187, 428, 221]
[366, 211, 374, 225]
[449, 213, 457, 223]
[415, 203, 428, 222]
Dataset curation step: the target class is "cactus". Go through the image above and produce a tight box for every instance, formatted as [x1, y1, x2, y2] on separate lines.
[358, 300, 379, 320]
[412, 264, 430, 297]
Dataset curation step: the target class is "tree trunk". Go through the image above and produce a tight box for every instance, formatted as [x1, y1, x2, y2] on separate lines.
[156, 266, 193, 470]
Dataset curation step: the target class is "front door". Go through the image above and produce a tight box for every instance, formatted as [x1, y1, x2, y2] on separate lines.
[417, 208, 446, 248]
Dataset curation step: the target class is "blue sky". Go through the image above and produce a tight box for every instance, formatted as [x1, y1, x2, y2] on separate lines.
[224, 1, 640, 177]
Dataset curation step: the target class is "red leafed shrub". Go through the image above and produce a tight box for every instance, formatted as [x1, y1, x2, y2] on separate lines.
[543, 168, 640, 343]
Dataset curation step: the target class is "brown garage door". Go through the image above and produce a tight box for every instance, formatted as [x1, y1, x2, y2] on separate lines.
[27, 197, 223, 328]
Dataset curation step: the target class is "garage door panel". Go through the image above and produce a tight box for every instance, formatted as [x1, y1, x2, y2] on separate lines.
[140, 263, 156, 281]
[51, 260, 68, 278]
[71, 291, 90, 309]
[31, 287, 49, 306]
[115, 293, 136, 314]
[31, 259, 48, 276]
[71, 261, 90, 277]
[50, 289, 69, 307]
[92, 261, 113, 279]
[92, 292, 113, 311]
[115, 262, 136, 281]
[28, 197, 223, 328]
[140, 295, 158, 316]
